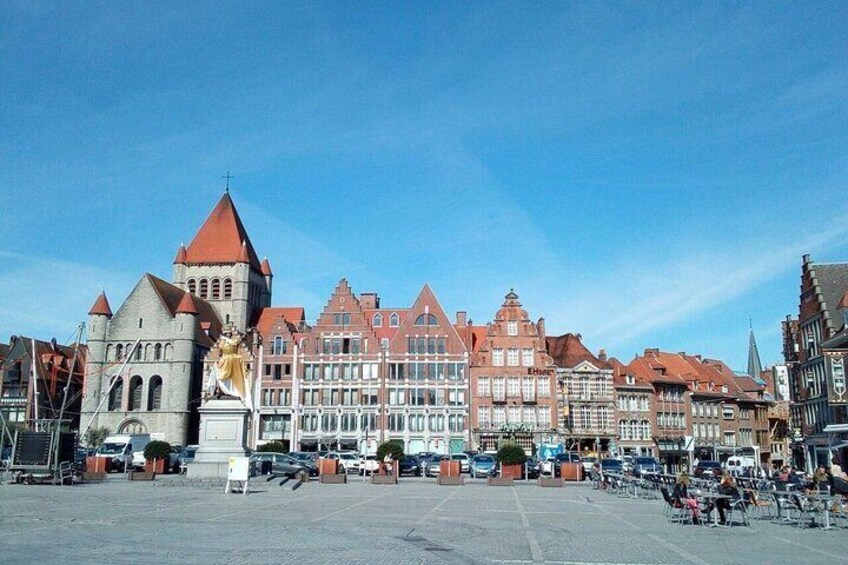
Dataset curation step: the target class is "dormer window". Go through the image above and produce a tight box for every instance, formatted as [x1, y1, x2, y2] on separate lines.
[721, 385, 728, 393]
[373, 313, 383, 327]
[626, 375, 635, 385]
[390, 313, 400, 327]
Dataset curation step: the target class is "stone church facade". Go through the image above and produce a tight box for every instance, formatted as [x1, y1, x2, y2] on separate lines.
[80, 193, 272, 445]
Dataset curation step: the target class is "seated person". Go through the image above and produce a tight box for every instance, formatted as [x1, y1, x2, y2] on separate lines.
[705, 475, 738, 525]
[672, 472, 701, 523]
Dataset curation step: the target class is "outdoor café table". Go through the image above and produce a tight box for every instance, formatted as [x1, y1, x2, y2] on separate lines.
[699, 493, 731, 527]
[809, 494, 840, 530]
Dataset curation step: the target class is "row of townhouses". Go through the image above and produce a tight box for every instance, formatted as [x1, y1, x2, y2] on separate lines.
[6, 192, 844, 473]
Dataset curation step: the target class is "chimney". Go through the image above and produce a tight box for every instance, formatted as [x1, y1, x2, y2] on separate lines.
[456, 311, 467, 326]
[598, 349, 607, 362]
[802, 254, 811, 265]
[359, 293, 379, 309]
[644, 348, 659, 357]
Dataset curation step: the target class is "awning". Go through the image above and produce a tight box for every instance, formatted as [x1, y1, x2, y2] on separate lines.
[823, 424, 848, 433]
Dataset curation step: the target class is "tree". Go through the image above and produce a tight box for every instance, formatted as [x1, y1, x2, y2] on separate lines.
[495, 442, 526, 466]
[143, 440, 172, 461]
[376, 440, 404, 462]
[84, 426, 111, 449]
[255, 441, 286, 453]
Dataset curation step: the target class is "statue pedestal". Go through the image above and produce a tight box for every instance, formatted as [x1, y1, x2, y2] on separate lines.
[187, 398, 250, 479]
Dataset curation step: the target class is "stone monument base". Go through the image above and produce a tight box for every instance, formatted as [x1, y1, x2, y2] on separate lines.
[187, 398, 250, 479]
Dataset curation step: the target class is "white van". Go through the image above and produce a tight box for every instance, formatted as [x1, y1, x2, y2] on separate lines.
[95, 434, 151, 471]
[724, 456, 756, 476]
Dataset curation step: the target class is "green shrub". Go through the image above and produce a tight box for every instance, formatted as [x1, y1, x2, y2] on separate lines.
[255, 441, 287, 453]
[495, 442, 526, 465]
[376, 440, 404, 462]
[143, 440, 172, 461]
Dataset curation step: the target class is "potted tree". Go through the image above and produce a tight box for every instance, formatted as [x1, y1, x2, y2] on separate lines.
[373, 441, 403, 484]
[143, 440, 171, 476]
[491, 442, 525, 486]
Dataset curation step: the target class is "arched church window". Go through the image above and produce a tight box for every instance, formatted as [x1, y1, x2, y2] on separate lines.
[148, 376, 162, 410]
[128, 376, 143, 411]
[154, 343, 162, 361]
[211, 279, 221, 299]
[223, 279, 232, 299]
[187, 279, 197, 295]
[109, 377, 124, 411]
[199, 279, 209, 299]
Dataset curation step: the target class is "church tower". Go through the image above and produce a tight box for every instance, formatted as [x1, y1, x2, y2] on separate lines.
[172, 192, 271, 331]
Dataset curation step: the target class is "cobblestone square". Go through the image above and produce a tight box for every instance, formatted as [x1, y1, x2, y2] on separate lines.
[2, 478, 846, 564]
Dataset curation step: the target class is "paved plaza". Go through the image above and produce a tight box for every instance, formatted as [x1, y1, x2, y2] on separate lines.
[1, 477, 846, 564]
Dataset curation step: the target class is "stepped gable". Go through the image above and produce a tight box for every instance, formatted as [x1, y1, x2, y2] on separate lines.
[88, 292, 113, 316]
[144, 274, 221, 345]
[801, 257, 848, 339]
[545, 333, 610, 369]
[255, 307, 306, 336]
[387, 284, 467, 355]
[314, 279, 369, 328]
[184, 193, 261, 271]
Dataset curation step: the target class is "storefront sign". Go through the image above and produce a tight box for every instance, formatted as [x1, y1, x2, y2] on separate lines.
[528, 367, 554, 376]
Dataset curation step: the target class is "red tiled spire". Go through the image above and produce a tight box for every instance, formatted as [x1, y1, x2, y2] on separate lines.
[184, 193, 261, 270]
[237, 240, 250, 264]
[173, 243, 187, 264]
[176, 291, 198, 315]
[89, 292, 113, 317]
[261, 256, 272, 276]
[839, 290, 848, 311]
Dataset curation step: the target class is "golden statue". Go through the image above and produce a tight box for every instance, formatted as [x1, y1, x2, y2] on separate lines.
[207, 327, 253, 410]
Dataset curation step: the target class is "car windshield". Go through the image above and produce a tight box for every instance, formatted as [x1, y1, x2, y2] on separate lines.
[601, 460, 622, 468]
[474, 456, 494, 463]
[700, 461, 721, 467]
[635, 457, 657, 465]
[98, 442, 126, 455]
[339, 453, 357, 460]
[402, 456, 418, 463]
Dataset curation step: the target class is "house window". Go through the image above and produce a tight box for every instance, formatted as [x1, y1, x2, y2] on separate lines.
[414, 313, 438, 326]
[507, 348, 519, 366]
[537, 377, 549, 397]
[477, 377, 490, 396]
[272, 336, 285, 355]
[390, 313, 400, 327]
[332, 313, 352, 326]
[148, 376, 162, 410]
[138, 318, 143, 329]
[723, 406, 734, 420]
[522, 348, 533, 366]
[508, 377, 520, 397]
[492, 349, 504, 366]
[507, 320, 518, 336]
[373, 313, 383, 327]
[478, 406, 491, 428]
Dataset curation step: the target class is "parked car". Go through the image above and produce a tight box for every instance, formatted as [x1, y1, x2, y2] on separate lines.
[581, 456, 598, 474]
[290, 451, 319, 464]
[470, 454, 496, 478]
[399, 455, 422, 476]
[694, 460, 723, 479]
[552, 452, 581, 477]
[175, 445, 198, 472]
[463, 450, 479, 458]
[97, 434, 151, 472]
[633, 456, 661, 477]
[250, 452, 311, 479]
[724, 456, 756, 477]
[359, 455, 380, 476]
[451, 453, 470, 473]
[425, 454, 449, 477]
[524, 456, 541, 479]
[419, 453, 438, 476]
[324, 451, 361, 474]
[600, 458, 624, 474]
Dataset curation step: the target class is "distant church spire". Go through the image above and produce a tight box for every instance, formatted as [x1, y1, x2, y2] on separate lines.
[747, 323, 763, 379]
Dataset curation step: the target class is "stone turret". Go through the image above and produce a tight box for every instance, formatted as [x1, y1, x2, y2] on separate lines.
[82, 292, 112, 416]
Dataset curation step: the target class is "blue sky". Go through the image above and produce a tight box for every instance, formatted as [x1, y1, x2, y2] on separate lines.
[2, 2, 847, 369]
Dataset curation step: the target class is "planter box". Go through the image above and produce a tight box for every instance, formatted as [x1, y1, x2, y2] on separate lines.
[538, 477, 563, 488]
[378, 461, 400, 476]
[87, 457, 109, 473]
[439, 460, 461, 477]
[83, 471, 107, 481]
[319, 473, 347, 484]
[488, 476, 514, 487]
[438, 475, 464, 486]
[371, 474, 397, 485]
[559, 463, 583, 481]
[145, 458, 167, 474]
[501, 464, 523, 479]
[129, 471, 155, 481]
[318, 458, 338, 475]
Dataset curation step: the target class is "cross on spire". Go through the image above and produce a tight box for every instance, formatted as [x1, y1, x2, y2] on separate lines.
[222, 171, 234, 193]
